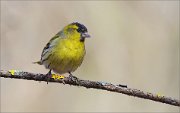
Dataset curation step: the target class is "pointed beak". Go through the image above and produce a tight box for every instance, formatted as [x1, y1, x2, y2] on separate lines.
[82, 32, 91, 38]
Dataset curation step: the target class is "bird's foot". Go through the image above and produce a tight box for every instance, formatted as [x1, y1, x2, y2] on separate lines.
[46, 75, 52, 84]
[69, 74, 78, 81]
[68, 72, 79, 85]
[46, 70, 52, 84]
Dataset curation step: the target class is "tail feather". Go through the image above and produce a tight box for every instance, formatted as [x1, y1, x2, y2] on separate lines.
[33, 61, 42, 65]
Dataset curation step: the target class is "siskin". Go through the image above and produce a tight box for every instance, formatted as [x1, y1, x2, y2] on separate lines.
[35, 22, 90, 81]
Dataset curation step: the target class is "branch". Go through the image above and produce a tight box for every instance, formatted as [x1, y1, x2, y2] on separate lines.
[0, 70, 179, 107]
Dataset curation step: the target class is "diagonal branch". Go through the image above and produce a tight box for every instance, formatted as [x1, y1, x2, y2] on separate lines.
[0, 70, 179, 107]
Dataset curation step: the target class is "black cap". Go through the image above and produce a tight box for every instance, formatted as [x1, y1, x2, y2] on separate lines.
[72, 22, 88, 33]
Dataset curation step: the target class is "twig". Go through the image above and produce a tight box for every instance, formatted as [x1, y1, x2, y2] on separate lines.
[0, 70, 179, 107]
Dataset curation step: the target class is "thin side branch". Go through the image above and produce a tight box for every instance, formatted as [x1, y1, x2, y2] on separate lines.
[0, 70, 179, 107]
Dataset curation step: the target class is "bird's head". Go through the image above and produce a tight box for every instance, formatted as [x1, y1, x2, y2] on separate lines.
[64, 22, 90, 42]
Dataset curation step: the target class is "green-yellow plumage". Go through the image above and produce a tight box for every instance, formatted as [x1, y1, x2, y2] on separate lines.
[36, 22, 90, 75]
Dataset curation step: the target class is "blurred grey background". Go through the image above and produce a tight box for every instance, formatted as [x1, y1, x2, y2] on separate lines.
[0, 1, 179, 112]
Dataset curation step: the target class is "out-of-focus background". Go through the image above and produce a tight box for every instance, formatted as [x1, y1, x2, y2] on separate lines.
[0, 1, 179, 112]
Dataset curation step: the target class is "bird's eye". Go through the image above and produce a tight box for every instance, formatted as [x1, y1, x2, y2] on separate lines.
[77, 28, 86, 33]
[77, 28, 80, 33]
[77, 28, 82, 33]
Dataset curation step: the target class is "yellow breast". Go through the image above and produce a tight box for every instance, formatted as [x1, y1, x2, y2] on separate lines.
[47, 38, 86, 74]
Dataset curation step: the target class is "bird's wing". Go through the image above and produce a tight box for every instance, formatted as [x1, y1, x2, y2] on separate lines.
[40, 30, 66, 63]
[40, 35, 60, 62]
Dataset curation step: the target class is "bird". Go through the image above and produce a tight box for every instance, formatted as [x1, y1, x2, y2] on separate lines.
[35, 22, 90, 82]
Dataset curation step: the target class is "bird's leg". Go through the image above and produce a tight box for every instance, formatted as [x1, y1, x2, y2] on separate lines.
[68, 72, 78, 79]
[46, 69, 52, 84]
[68, 72, 79, 84]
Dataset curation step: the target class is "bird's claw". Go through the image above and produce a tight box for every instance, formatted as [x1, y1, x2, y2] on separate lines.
[46, 70, 52, 84]
[46, 75, 52, 84]
[69, 74, 79, 85]
[62, 79, 66, 85]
